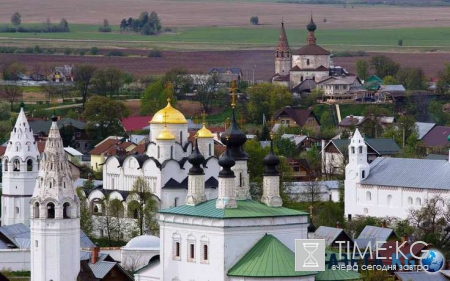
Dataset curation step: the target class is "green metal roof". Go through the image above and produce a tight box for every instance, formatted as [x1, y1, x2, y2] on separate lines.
[159, 199, 308, 219]
[315, 267, 360, 281]
[227, 234, 316, 277]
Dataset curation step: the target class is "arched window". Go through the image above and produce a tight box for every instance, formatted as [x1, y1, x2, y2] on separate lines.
[203, 245, 209, 261]
[281, 51, 284, 57]
[359, 146, 363, 154]
[387, 195, 392, 206]
[174, 197, 179, 207]
[351, 147, 355, 154]
[180, 131, 183, 143]
[34, 202, 40, 218]
[13, 159, 20, 171]
[4, 159, 8, 171]
[407, 197, 413, 205]
[63, 182, 66, 189]
[47, 203, 55, 219]
[239, 173, 243, 187]
[300, 76, 304, 82]
[15, 207, 19, 214]
[363, 208, 368, 214]
[63, 202, 70, 219]
[170, 146, 173, 159]
[307, 59, 310, 66]
[416, 198, 422, 206]
[276, 51, 279, 57]
[362, 170, 366, 179]
[209, 143, 212, 156]
[157, 146, 160, 158]
[287, 51, 290, 57]
[133, 209, 138, 219]
[175, 242, 180, 258]
[27, 159, 33, 171]
[94, 205, 99, 214]
[366, 191, 371, 201]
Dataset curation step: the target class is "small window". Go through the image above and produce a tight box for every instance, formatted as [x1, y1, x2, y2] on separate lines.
[34, 202, 40, 218]
[351, 147, 355, 154]
[362, 170, 365, 179]
[203, 245, 208, 261]
[359, 146, 363, 154]
[407, 197, 413, 205]
[13, 159, 20, 171]
[47, 203, 55, 219]
[157, 146, 160, 158]
[174, 197, 179, 207]
[175, 242, 180, 258]
[35, 240, 38, 248]
[189, 244, 195, 260]
[364, 208, 368, 214]
[416, 198, 422, 206]
[15, 207, 19, 214]
[209, 143, 212, 156]
[27, 159, 33, 171]
[307, 59, 310, 66]
[387, 195, 392, 206]
[366, 191, 371, 201]
[4, 160, 8, 171]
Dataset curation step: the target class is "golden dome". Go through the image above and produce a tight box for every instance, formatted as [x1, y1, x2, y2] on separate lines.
[150, 99, 187, 124]
[156, 127, 175, 140]
[197, 124, 214, 138]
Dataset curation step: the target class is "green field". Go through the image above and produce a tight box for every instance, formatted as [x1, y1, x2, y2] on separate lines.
[1, 23, 450, 51]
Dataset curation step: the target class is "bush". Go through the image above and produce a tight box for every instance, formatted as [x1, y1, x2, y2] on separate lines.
[250, 16, 259, 25]
[398, 39, 403, 46]
[89, 46, 99, 55]
[33, 45, 42, 53]
[64, 48, 72, 55]
[105, 50, 126, 57]
[24, 47, 33, 53]
[148, 50, 162, 57]
[78, 49, 86, 56]
[98, 26, 112, 32]
[0, 46, 17, 53]
[0, 26, 17, 33]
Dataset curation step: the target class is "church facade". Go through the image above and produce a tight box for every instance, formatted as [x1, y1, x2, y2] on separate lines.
[273, 17, 331, 89]
[345, 129, 450, 220]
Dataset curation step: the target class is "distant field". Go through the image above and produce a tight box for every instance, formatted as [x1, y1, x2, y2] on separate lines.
[2, 24, 450, 51]
[2, 0, 450, 29]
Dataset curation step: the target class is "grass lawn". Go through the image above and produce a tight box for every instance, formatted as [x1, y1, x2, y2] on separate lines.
[2, 24, 450, 51]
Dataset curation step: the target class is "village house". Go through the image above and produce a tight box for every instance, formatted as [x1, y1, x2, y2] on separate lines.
[89, 136, 137, 171]
[317, 76, 363, 102]
[273, 106, 321, 133]
[48, 65, 74, 82]
[208, 67, 242, 83]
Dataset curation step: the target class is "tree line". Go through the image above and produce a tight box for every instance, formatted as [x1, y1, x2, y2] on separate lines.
[119, 11, 162, 35]
[2, 12, 70, 33]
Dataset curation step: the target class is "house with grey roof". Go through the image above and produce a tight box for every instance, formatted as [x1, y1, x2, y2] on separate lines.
[354, 224, 397, 248]
[317, 76, 363, 102]
[79, 248, 133, 280]
[314, 226, 353, 248]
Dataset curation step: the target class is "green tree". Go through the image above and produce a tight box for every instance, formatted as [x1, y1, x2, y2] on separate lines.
[275, 137, 297, 158]
[59, 18, 69, 31]
[82, 96, 130, 141]
[370, 55, 400, 78]
[89, 47, 99, 55]
[320, 111, 334, 130]
[2, 62, 26, 81]
[76, 188, 94, 237]
[74, 64, 97, 108]
[250, 16, 259, 25]
[428, 100, 450, 125]
[361, 105, 392, 138]
[355, 59, 369, 81]
[0, 102, 12, 143]
[382, 75, 397, 85]
[345, 215, 383, 238]
[109, 198, 125, 245]
[299, 144, 321, 176]
[141, 79, 168, 115]
[437, 63, 450, 94]
[192, 74, 218, 113]
[11, 12, 21, 26]
[130, 177, 159, 235]
[40, 84, 72, 102]
[92, 67, 124, 97]
[247, 83, 292, 122]
[395, 67, 427, 90]
[0, 85, 23, 110]
[315, 201, 344, 228]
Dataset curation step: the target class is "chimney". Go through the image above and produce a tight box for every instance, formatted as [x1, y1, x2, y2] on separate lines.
[336, 221, 341, 229]
[91, 246, 100, 264]
[381, 220, 387, 228]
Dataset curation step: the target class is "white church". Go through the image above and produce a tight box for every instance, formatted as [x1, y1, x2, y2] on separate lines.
[84, 98, 220, 218]
[345, 128, 450, 220]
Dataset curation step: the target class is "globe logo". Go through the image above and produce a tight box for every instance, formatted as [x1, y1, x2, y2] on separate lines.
[421, 249, 445, 273]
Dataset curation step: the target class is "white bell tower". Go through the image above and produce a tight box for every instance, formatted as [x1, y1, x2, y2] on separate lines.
[30, 115, 80, 281]
[1, 105, 39, 226]
[345, 128, 370, 219]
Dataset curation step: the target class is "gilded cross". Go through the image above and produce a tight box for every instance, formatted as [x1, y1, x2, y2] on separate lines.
[202, 110, 207, 125]
[230, 80, 237, 108]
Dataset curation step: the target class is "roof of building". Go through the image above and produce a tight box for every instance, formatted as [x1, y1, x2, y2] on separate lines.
[357, 225, 396, 241]
[122, 234, 160, 250]
[327, 138, 400, 155]
[150, 99, 187, 124]
[415, 122, 436, 140]
[80, 251, 133, 280]
[362, 157, 450, 189]
[285, 180, 340, 195]
[315, 266, 360, 281]
[64, 146, 83, 156]
[318, 76, 361, 85]
[129, 134, 148, 144]
[273, 107, 320, 127]
[89, 139, 135, 155]
[314, 226, 349, 246]
[0, 223, 95, 249]
[29, 118, 86, 134]
[425, 154, 448, 161]
[421, 125, 450, 147]
[293, 44, 330, 56]
[227, 234, 315, 277]
[379, 85, 406, 92]
[291, 78, 317, 93]
[159, 199, 308, 219]
[129, 142, 147, 154]
[73, 178, 103, 189]
[366, 75, 383, 83]
[281, 134, 308, 145]
[208, 67, 242, 74]
[121, 116, 152, 132]
[394, 271, 449, 281]
[339, 116, 365, 127]
[273, 74, 290, 82]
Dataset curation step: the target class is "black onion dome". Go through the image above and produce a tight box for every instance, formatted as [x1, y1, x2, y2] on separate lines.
[220, 108, 248, 160]
[307, 221, 317, 233]
[51, 115, 58, 122]
[263, 141, 280, 176]
[188, 139, 205, 175]
[307, 16, 317, 32]
[218, 148, 235, 177]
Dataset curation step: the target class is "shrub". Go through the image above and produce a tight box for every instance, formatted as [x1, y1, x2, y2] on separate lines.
[250, 16, 259, 25]
[33, 45, 42, 53]
[0, 46, 17, 53]
[89, 46, 99, 55]
[148, 50, 162, 57]
[24, 47, 34, 53]
[105, 50, 126, 57]
[78, 49, 86, 56]
[98, 26, 112, 32]
[64, 48, 72, 55]
[398, 39, 403, 46]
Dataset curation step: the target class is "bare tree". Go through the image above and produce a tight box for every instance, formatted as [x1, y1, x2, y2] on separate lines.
[130, 177, 159, 235]
[74, 64, 97, 108]
[0, 85, 23, 110]
[41, 84, 71, 102]
[299, 179, 322, 204]
[123, 255, 143, 273]
[193, 73, 218, 113]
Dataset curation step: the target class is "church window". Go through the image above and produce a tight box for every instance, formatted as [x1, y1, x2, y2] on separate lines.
[366, 191, 371, 201]
[351, 147, 355, 154]
[189, 243, 195, 261]
[180, 132, 183, 143]
[363, 208, 368, 214]
[281, 51, 284, 57]
[34, 202, 40, 218]
[35, 240, 38, 248]
[157, 146, 160, 158]
[15, 207, 19, 214]
[170, 146, 173, 159]
[47, 203, 55, 219]
[415, 198, 421, 206]
[387, 195, 392, 206]
[277, 51, 279, 57]
[63, 202, 70, 219]
[4, 160, 7, 171]
[49, 181, 52, 189]
[307, 59, 310, 66]
[202, 244, 209, 262]
[133, 209, 138, 219]
[175, 242, 180, 258]
[300, 76, 304, 82]
[239, 173, 243, 187]
[362, 170, 365, 179]
[13, 159, 20, 171]
[93, 205, 99, 214]
[287, 51, 290, 57]
[359, 146, 363, 154]
[28, 145, 30, 151]
[174, 197, 179, 207]
[209, 143, 212, 156]
[27, 159, 33, 171]
[173, 233, 181, 260]
[63, 182, 66, 189]
[407, 197, 413, 205]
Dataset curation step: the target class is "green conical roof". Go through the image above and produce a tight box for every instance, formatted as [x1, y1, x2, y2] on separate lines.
[315, 267, 360, 281]
[228, 234, 316, 277]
